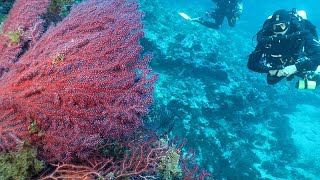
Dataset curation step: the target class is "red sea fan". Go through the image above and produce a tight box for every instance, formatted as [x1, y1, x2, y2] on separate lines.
[0, 0, 51, 153]
[0, 0, 157, 162]
[0, 0, 50, 64]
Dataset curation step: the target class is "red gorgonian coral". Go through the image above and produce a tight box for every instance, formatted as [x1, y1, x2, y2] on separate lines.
[0, 0, 157, 163]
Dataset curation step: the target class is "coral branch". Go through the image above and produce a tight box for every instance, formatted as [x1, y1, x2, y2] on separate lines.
[40, 163, 101, 180]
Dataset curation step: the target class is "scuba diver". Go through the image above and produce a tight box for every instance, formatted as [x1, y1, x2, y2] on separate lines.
[192, 0, 243, 29]
[247, 9, 320, 89]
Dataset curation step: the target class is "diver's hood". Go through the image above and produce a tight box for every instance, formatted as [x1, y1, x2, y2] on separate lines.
[270, 9, 291, 24]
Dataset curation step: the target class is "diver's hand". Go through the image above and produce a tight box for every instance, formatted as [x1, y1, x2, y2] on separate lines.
[275, 70, 287, 77]
[269, 70, 278, 76]
[269, 65, 297, 77]
[269, 69, 288, 77]
[282, 65, 297, 77]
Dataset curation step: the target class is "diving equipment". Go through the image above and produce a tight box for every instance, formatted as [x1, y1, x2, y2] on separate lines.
[296, 79, 316, 89]
[179, 12, 192, 20]
[296, 65, 320, 90]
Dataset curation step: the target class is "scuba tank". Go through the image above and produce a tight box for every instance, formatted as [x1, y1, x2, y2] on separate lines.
[296, 79, 317, 89]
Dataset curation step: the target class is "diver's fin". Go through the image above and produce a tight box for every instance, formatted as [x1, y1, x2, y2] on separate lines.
[178, 12, 192, 20]
[178, 12, 201, 22]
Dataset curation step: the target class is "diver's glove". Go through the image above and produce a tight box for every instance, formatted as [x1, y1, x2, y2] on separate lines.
[269, 65, 297, 77]
[281, 65, 298, 77]
[268, 70, 278, 76]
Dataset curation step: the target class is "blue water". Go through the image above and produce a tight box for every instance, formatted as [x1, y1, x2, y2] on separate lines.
[174, 0, 320, 34]
[141, 0, 320, 179]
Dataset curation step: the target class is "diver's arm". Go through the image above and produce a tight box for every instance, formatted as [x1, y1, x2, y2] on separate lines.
[295, 32, 320, 71]
[304, 20, 318, 40]
[247, 45, 271, 73]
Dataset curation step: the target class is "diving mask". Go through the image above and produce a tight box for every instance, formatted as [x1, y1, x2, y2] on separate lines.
[272, 22, 289, 35]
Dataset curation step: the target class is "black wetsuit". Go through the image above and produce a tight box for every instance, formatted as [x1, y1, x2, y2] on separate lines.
[199, 0, 242, 29]
[248, 27, 320, 85]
